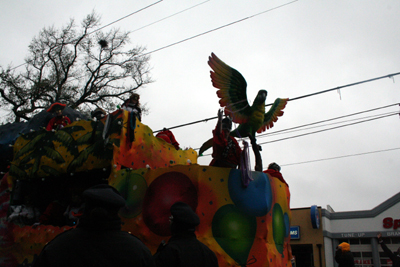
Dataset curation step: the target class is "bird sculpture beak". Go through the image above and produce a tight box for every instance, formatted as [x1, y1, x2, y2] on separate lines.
[257, 90, 268, 101]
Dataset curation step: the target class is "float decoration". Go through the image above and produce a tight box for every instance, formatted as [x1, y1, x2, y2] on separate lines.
[0, 70, 291, 266]
[200, 53, 288, 171]
[108, 165, 292, 267]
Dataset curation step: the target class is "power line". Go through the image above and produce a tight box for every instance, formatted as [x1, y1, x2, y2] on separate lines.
[131, 1, 210, 34]
[155, 72, 400, 132]
[278, 147, 400, 168]
[9, 1, 164, 71]
[88, 0, 164, 35]
[261, 111, 398, 138]
[196, 109, 399, 154]
[9, 0, 291, 83]
[276, 72, 400, 107]
[257, 112, 399, 145]
[144, 0, 299, 55]
[9, 0, 293, 71]
[257, 103, 400, 138]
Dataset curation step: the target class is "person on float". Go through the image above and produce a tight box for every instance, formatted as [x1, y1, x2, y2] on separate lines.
[156, 128, 180, 150]
[153, 201, 218, 267]
[46, 102, 71, 131]
[91, 107, 106, 121]
[377, 233, 400, 267]
[263, 162, 288, 186]
[209, 109, 241, 168]
[122, 92, 142, 122]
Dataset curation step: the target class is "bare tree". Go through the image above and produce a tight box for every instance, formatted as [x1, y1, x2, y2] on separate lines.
[0, 12, 152, 123]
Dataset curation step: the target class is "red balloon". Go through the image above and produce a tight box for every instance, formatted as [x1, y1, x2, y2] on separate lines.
[142, 172, 198, 236]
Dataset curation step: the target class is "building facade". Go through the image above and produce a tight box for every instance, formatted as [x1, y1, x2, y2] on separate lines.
[290, 192, 400, 267]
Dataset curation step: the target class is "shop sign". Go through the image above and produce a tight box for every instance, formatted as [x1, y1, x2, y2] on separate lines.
[355, 259, 371, 264]
[336, 231, 399, 238]
[387, 231, 400, 237]
[310, 205, 320, 229]
[382, 217, 400, 230]
[340, 232, 366, 238]
[290, 226, 300, 239]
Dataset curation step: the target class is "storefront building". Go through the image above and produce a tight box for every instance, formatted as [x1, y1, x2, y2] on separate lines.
[291, 206, 325, 267]
[290, 192, 400, 267]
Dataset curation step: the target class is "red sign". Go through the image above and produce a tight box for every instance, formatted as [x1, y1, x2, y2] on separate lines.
[354, 259, 372, 265]
[383, 217, 400, 229]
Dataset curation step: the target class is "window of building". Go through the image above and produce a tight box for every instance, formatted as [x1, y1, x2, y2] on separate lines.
[391, 237, 400, 244]
[353, 251, 373, 267]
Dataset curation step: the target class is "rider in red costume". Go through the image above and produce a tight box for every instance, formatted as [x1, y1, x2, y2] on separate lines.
[210, 109, 242, 168]
[46, 103, 71, 131]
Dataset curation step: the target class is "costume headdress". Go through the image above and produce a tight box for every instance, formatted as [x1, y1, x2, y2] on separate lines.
[47, 102, 66, 113]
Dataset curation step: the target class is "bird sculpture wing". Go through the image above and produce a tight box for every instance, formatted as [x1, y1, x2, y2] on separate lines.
[208, 53, 252, 124]
[257, 98, 288, 133]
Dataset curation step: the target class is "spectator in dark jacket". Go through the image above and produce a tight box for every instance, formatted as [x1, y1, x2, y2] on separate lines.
[153, 202, 219, 267]
[377, 233, 400, 267]
[33, 184, 155, 267]
[335, 242, 355, 267]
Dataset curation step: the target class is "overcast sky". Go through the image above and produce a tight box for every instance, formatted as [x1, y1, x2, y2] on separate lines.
[1, 0, 399, 212]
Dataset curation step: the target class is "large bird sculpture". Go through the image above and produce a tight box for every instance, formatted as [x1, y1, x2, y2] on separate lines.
[199, 53, 288, 155]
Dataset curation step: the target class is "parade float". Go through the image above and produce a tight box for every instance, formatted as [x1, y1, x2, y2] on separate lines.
[0, 53, 292, 267]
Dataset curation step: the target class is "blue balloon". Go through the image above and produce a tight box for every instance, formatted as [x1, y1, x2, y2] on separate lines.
[284, 212, 290, 237]
[228, 169, 273, 217]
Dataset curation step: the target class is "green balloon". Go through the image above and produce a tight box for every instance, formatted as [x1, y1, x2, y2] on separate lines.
[212, 204, 257, 266]
[115, 172, 148, 218]
[272, 204, 285, 254]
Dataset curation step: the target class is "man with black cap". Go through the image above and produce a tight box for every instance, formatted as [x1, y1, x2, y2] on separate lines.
[33, 184, 155, 267]
[209, 109, 241, 168]
[153, 202, 218, 267]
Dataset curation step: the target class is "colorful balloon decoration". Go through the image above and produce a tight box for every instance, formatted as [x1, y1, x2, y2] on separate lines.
[114, 171, 148, 218]
[142, 171, 198, 236]
[284, 212, 290, 237]
[0, 110, 292, 267]
[272, 204, 286, 254]
[212, 204, 257, 266]
[228, 170, 272, 216]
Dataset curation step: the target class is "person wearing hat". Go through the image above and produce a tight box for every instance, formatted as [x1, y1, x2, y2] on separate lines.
[155, 128, 180, 150]
[209, 109, 241, 168]
[153, 202, 218, 267]
[46, 102, 71, 131]
[335, 242, 355, 267]
[122, 92, 142, 122]
[91, 108, 106, 121]
[263, 162, 288, 187]
[377, 233, 400, 267]
[33, 184, 155, 267]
